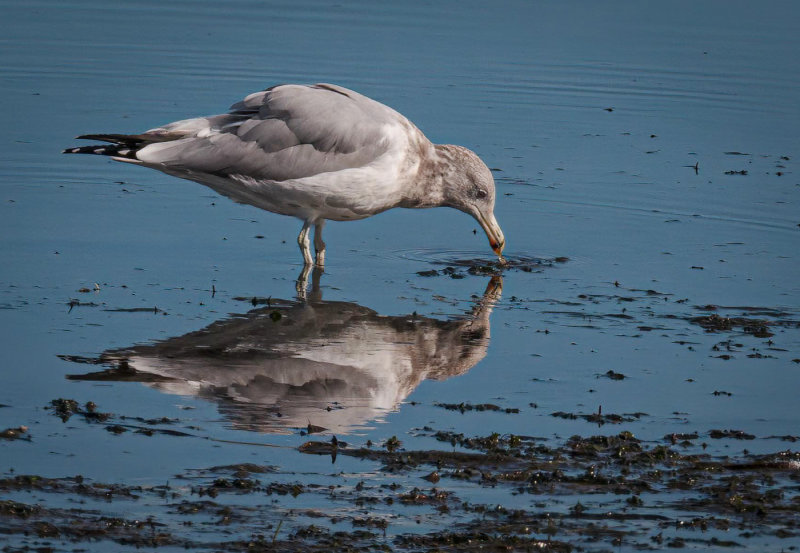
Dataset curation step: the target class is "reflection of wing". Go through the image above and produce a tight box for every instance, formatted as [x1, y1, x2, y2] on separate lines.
[66, 278, 501, 435]
[135, 84, 400, 181]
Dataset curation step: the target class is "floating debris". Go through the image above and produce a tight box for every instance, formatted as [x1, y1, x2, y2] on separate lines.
[0, 426, 28, 441]
[45, 399, 111, 423]
[601, 370, 626, 380]
[709, 429, 756, 440]
[435, 402, 519, 414]
[691, 313, 774, 337]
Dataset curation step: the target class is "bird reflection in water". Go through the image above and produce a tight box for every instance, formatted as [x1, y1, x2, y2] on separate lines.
[66, 276, 502, 434]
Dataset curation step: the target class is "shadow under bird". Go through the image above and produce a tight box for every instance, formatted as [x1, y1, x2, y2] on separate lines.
[65, 83, 506, 267]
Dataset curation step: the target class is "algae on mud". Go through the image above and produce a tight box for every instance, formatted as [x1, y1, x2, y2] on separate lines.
[2, 418, 799, 551]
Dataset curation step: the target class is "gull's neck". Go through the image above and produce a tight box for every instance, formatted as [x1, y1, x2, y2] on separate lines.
[400, 143, 463, 209]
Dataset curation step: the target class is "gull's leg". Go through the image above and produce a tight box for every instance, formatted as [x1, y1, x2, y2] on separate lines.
[313, 221, 326, 267]
[296, 222, 313, 299]
[297, 222, 313, 266]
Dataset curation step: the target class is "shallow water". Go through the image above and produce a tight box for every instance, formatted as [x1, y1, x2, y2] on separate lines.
[1, 1, 799, 551]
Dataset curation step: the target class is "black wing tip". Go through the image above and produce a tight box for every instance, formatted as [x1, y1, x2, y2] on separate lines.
[62, 144, 138, 158]
[75, 133, 130, 143]
[75, 134, 112, 141]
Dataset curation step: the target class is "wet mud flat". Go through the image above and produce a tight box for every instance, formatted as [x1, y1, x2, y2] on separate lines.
[2, 413, 799, 552]
[4, 258, 800, 552]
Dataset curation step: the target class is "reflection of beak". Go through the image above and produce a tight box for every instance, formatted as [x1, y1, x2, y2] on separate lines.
[476, 211, 506, 257]
[470, 275, 503, 321]
[484, 275, 503, 300]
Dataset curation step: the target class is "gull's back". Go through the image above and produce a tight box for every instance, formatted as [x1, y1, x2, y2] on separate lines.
[135, 83, 413, 183]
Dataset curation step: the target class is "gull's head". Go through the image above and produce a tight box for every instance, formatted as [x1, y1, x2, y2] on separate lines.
[439, 145, 506, 258]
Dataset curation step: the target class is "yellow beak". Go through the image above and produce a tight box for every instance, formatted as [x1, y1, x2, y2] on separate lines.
[476, 211, 506, 257]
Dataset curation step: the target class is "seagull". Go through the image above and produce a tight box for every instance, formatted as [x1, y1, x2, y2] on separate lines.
[65, 83, 506, 268]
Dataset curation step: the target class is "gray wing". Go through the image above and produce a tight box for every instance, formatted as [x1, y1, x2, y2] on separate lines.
[135, 84, 401, 181]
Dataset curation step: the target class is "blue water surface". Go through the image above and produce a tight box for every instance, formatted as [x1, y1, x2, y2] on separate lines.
[1, 1, 798, 550]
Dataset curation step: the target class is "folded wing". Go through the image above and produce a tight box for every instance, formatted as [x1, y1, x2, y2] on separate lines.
[135, 83, 400, 181]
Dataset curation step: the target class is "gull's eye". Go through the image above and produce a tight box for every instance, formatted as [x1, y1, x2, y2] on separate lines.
[476, 189, 488, 199]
